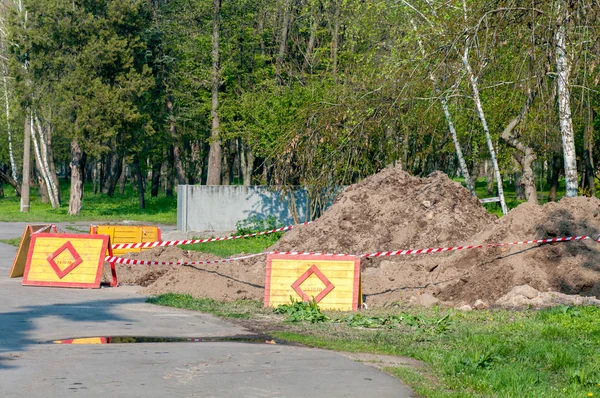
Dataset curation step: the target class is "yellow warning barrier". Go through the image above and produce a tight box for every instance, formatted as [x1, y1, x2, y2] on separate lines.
[23, 233, 110, 289]
[9, 224, 57, 278]
[264, 254, 362, 311]
[90, 225, 161, 255]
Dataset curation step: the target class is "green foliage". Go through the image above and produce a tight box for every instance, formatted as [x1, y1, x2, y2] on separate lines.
[273, 296, 329, 324]
[338, 310, 453, 335]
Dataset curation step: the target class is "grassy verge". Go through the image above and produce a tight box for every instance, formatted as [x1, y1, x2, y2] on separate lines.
[0, 181, 177, 223]
[0, 237, 21, 247]
[181, 234, 282, 257]
[148, 295, 600, 398]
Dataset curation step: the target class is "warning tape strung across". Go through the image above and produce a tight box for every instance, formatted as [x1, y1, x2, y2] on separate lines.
[105, 252, 267, 266]
[104, 235, 593, 266]
[110, 222, 311, 250]
[360, 235, 590, 258]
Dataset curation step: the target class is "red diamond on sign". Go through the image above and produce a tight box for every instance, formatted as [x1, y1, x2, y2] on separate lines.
[47, 241, 83, 279]
[291, 265, 335, 303]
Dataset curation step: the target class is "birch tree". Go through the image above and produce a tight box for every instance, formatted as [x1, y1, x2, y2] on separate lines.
[555, 3, 577, 197]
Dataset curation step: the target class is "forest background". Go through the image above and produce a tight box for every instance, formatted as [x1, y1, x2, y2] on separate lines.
[0, 0, 598, 217]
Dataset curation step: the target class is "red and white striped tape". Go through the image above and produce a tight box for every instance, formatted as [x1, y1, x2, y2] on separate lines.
[110, 222, 311, 250]
[360, 236, 590, 258]
[104, 235, 592, 266]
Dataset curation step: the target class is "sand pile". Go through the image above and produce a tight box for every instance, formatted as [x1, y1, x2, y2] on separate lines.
[109, 166, 600, 309]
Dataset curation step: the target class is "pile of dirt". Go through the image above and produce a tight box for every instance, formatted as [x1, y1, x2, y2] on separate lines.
[103, 246, 265, 301]
[107, 166, 600, 309]
[271, 169, 496, 255]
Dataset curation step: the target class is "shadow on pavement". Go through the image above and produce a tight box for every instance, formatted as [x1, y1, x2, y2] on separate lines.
[0, 297, 145, 370]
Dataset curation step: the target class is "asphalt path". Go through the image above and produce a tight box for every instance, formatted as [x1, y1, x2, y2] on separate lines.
[0, 222, 413, 397]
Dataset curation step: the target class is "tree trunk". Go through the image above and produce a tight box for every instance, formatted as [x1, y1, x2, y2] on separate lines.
[240, 139, 254, 186]
[31, 116, 59, 208]
[583, 124, 595, 197]
[206, 0, 222, 185]
[462, 46, 508, 214]
[302, 3, 320, 73]
[548, 154, 561, 202]
[68, 139, 84, 216]
[20, 114, 31, 212]
[166, 145, 174, 197]
[3, 75, 17, 183]
[119, 158, 127, 195]
[500, 90, 537, 204]
[555, 14, 578, 197]
[151, 159, 161, 197]
[410, 19, 475, 195]
[0, 169, 20, 194]
[134, 156, 145, 209]
[166, 95, 186, 185]
[330, 0, 340, 82]
[276, 0, 292, 81]
[103, 152, 122, 197]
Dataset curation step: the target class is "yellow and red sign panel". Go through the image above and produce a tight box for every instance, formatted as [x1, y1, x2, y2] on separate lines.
[264, 254, 362, 311]
[23, 233, 109, 288]
[90, 225, 161, 256]
[9, 224, 57, 278]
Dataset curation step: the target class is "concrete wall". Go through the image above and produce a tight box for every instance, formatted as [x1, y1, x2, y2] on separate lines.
[177, 185, 312, 232]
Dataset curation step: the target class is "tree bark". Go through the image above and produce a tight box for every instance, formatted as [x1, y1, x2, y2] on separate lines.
[134, 156, 145, 209]
[206, 0, 222, 185]
[20, 114, 31, 212]
[0, 169, 20, 194]
[276, 0, 292, 81]
[462, 46, 508, 214]
[548, 154, 561, 202]
[3, 75, 17, 183]
[166, 95, 186, 185]
[151, 159, 161, 197]
[103, 151, 122, 197]
[31, 116, 59, 208]
[555, 13, 578, 197]
[500, 90, 537, 204]
[410, 19, 475, 195]
[68, 139, 84, 216]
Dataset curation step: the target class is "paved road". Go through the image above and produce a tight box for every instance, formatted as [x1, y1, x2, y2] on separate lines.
[0, 222, 413, 397]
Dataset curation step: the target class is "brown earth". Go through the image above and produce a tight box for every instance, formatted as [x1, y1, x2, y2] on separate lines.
[107, 166, 600, 309]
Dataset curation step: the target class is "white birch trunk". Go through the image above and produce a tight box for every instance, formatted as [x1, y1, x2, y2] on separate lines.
[555, 21, 578, 197]
[35, 116, 60, 205]
[30, 115, 58, 208]
[411, 19, 475, 195]
[3, 75, 17, 182]
[462, 47, 508, 214]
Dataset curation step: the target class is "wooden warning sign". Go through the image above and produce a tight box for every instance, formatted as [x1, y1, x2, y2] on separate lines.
[23, 233, 110, 288]
[90, 225, 161, 256]
[264, 254, 362, 311]
[9, 224, 58, 278]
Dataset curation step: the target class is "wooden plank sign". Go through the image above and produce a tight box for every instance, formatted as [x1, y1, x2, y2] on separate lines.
[264, 254, 362, 311]
[9, 224, 58, 278]
[23, 233, 109, 289]
[90, 225, 161, 256]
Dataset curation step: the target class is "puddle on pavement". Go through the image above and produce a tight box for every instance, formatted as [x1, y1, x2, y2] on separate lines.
[46, 335, 281, 345]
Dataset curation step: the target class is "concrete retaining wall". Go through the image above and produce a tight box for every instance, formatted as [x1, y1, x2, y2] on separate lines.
[177, 185, 313, 232]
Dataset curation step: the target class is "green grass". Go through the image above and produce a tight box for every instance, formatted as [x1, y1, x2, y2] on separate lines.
[0, 237, 21, 247]
[0, 181, 176, 223]
[148, 294, 600, 398]
[181, 233, 282, 257]
[147, 293, 267, 319]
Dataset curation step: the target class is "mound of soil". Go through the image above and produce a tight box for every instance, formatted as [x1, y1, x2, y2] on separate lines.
[106, 166, 600, 309]
[271, 169, 496, 254]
